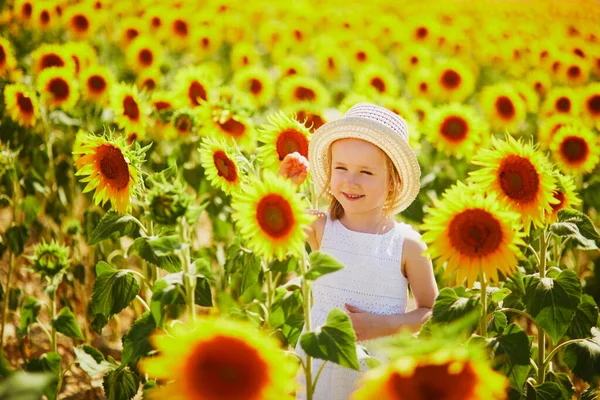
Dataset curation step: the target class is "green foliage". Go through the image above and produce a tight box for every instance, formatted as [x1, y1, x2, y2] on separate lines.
[24, 352, 61, 400]
[131, 235, 182, 273]
[51, 307, 84, 340]
[102, 367, 139, 400]
[18, 296, 41, 339]
[305, 251, 345, 280]
[89, 212, 144, 245]
[488, 323, 531, 391]
[549, 209, 600, 250]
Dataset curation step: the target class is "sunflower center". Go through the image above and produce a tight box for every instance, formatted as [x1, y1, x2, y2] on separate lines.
[574, 48, 585, 58]
[550, 191, 566, 213]
[440, 116, 468, 142]
[441, 70, 461, 89]
[495, 96, 515, 119]
[567, 66, 581, 79]
[328, 57, 335, 69]
[174, 20, 188, 36]
[297, 111, 324, 132]
[410, 56, 419, 65]
[123, 95, 140, 121]
[356, 51, 367, 62]
[250, 78, 263, 95]
[72, 15, 89, 32]
[419, 82, 428, 92]
[188, 81, 207, 106]
[41, 10, 50, 24]
[88, 75, 107, 93]
[71, 55, 81, 74]
[41, 54, 65, 70]
[389, 361, 477, 400]
[218, 118, 246, 138]
[586, 95, 600, 115]
[201, 37, 210, 48]
[185, 336, 269, 400]
[126, 29, 139, 41]
[98, 145, 130, 190]
[213, 150, 238, 182]
[560, 136, 589, 164]
[276, 129, 309, 160]
[256, 193, 295, 239]
[17, 93, 34, 115]
[22, 3, 32, 18]
[498, 155, 540, 203]
[370, 77, 386, 93]
[448, 209, 503, 257]
[49, 78, 69, 100]
[176, 116, 191, 133]
[151, 17, 161, 28]
[142, 78, 155, 91]
[138, 49, 153, 66]
[0, 46, 5, 65]
[153, 101, 171, 111]
[294, 86, 316, 101]
[556, 97, 571, 112]
[416, 27, 428, 39]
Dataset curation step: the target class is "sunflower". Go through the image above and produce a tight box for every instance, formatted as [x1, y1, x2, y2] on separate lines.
[73, 133, 144, 214]
[546, 172, 581, 224]
[140, 318, 296, 400]
[36, 67, 79, 110]
[352, 347, 507, 400]
[230, 42, 261, 71]
[233, 66, 275, 108]
[536, 114, 583, 149]
[511, 81, 539, 114]
[278, 75, 331, 107]
[257, 111, 311, 172]
[32, 2, 54, 31]
[277, 55, 309, 78]
[0, 37, 17, 79]
[144, 5, 166, 35]
[63, 41, 98, 76]
[314, 38, 347, 81]
[410, 98, 434, 129]
[395, 44, 433, 74]
[150, 90, 180, 114]
[80, 64, 114, 104]
[580, 82, 600, 129]
[171, 108, 199, 137]
[353, 64, 400, 98]
[126, 36, 162, 73]
[433, 58, 475, 102]
[549, 125, 600, 175]
[232, 171, 314, 261]
[136, 67, 161, 92]
[165, 12, 193, 50]
[345, 39, 382, 72]
[30, 44, 76, 76]
[109, 83, 148, 139]
[559, 55, 590, 86]
[258, 19, 287, 51]
[285, 102, 326, 133]
[4, 83, 39, 128]
[192, 25, 224, 61]
[469, 135, 558, 233]
[14, 0, 34, 24]
[479, 84, 527, 133]
[406, 68, 437, 101]
[541, 86, 581, 117]
[525, 69, 551, 98]
[199, 137, 244, 194]
[175, 66, 217, 108]
[427, 103, 485, 159]
[200, 104, 256, 152]
[118, 17, 147, 48]
[63, 4, 95, 40]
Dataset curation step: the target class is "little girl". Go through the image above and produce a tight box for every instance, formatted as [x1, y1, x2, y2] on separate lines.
[278, 103, 439, 400]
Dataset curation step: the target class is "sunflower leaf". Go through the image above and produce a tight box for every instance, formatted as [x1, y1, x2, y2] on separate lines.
[523, 270, 581, 344]
[132, 236, 182, 273]
[525, 381, 564, 400]
[91, 262, 141, 333]
[6, 224, 29, 256]
[566, 294, 598, 339]
[18, 296, 42, 339]
[150, 278, 185, 327]
[563, 334, 600, 383]
[549, 209, 600, 250]
[51, 306, 84, 340]
[89, 212, 144, 245]
[24, 352, 61, 400]
[74, 345, 116, 377]
[102, 367, 139, 400]
[194, 277, 213, 307]
[121, 312, 156, 365]
[545, 371, 575, 400]
[432, 287, 481, 333]
[299, 308, 359, 371]
[305, 251, 345, 280]
[488, 323, 531, 391]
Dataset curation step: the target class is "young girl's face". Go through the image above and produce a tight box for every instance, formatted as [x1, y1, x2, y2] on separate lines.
[330, 138, 390, 216]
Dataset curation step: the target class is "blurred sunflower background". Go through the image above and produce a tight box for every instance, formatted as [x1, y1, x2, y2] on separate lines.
[1, 0, 600, 398]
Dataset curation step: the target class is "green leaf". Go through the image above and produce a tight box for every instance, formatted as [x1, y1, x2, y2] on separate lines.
[132, 236, 182, 273]
[150, 278, 184, 327]
[267, 257, 297, 274]
[51, 307, 84, 340]
[490, 287, 512, 304]
[305, 251, 344, 280]
[102, 367, 139, 400]
[8, 287, 22, 311]
[524, 270, 581, 343]
[194, 277, 213, 307]
[432, 287, 481, 330]
[122, 312, 156, 365]
[566, 294, 598, 339]
[24, 352, 61, 400]
[488, 323, 531, 391]
[18, 296, 41, 339]
[525, 381, 565, 400]
[0, 371, 54, 400]
[549, 209, 600, 250]
[299, 308, 359, 370]
[488, 311, 507, 335]
[74, 345, 115, 376]
[91, 262, 140, 333]
[6, 225, 29, 256]
[193, 258, 215, 281]
[89, 212, 144, 245]
[563, 335, 600, 383]
[545, 371, 574, 400]
[19, 195, 41, 226]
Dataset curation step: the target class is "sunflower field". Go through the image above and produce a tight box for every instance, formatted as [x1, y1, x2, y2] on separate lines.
[1, 0, 600, 399]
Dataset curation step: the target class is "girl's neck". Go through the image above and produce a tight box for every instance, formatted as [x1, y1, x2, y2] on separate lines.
[339, 210, 392, 235]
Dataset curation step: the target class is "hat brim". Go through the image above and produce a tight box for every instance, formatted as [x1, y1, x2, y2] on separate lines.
[308, 116, 421, 214]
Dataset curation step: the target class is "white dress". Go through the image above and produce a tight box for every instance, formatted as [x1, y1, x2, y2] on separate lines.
[295, 213, 410, 400]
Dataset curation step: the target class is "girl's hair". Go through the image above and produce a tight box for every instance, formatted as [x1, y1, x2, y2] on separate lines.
[322, 144, 402, 220]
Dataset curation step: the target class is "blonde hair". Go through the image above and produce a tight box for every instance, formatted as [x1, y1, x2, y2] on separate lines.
[321, 144, 402, 221]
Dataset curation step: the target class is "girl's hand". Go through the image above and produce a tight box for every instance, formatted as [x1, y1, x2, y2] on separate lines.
[345, 304, 380, 341]
[277, 152, 309, 186]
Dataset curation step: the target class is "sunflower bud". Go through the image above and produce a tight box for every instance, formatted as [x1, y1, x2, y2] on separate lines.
[63, 219, 81, 236]
[148, 181, 192, 225]
[30, 241, 69, 278]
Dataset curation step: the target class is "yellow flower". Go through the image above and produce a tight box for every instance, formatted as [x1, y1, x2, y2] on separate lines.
[406, 68, 438, 101]
[427, 103, 486, 159]
[278, 75, 330, 107]
[30, 43, 76, 76]
[410, 98, 434, 129]
[200, 104, 256, 152]
[549, 125, 600, 175]
[74, 133, 143, 214]
[230, 42, 261, 71]
[170, 108, 198, 137]
[480, 84, 526, 133]
[257, 111, 311, 172]
[277, 55, 310, 79]
[14, 0, 34, 24]
[80, 64, 114, 104]
[469, 135, 558, 233]
[546, 172, 581, 224]
[541, 86, 581, 117]
[314, 37, 347, 81]
[536, 114, 583, 149]
[580, 82, 600, 129]
[64, 41, 98, 76]
[233, 66, 275, 108]
[63, 4, 96, 40]
[232, 171, 314, 261]
[345, 39, 383, 72]
[192, 25, 224, 61]
[525, 69, 551, 99]
[136, 67, 161, 93]
[139, 318, 296, 400]
[511, 81, 539, 114]
[285, 102, 326, 133]
[395, 44, 433, 74]
[433, 58, 476, 102]
[0, 37, 18, 79]
[175, 66, 217, 108]
[406, 17, 441, 47]
[165, 12, 193, 51]
[109, 84, 148, 139]
[353, 64, 400, 98]
[36, 67, 79, 110]
[144, 5, 167, 35]
[199, 136, 244, 194]
[32, 1, 54, 31]
[117, 17, 147, 48]
[4, 83, 39, 128]
[126, 36, 162, 73]
[352, 347, 507, 400]
[559, 55, 590, 86]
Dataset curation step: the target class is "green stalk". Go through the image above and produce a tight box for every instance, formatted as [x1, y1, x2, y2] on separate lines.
[50, 286, 58, 354]
[263, 259, 273, 327]
[479, 271, 488, 338]
[299, 252, 313, 400]
[179, 217, 196, 323]
[537, 231, 548, 383]
[0, 253, 15, 360]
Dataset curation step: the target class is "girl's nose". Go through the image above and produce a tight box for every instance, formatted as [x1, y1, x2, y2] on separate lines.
[345, 173, 359, 186]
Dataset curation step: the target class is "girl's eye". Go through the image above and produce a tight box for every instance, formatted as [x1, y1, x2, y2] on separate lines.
[361, 171, 373, 175]
[334, 166, 346, 170]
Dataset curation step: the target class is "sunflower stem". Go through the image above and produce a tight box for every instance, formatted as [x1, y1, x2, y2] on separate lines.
[0, 253, 15, 360]
[40, 103, 57, 216]
[537, 231, 548, 383]
[50, 286, 58, 354]
[179, 216, 196, 323]
[479, 272, 488, 338]
[299, 251, 313, 400]
[263, 259, 273, 327]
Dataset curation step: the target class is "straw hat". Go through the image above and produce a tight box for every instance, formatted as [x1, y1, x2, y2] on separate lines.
[308, 103, 421, 214]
